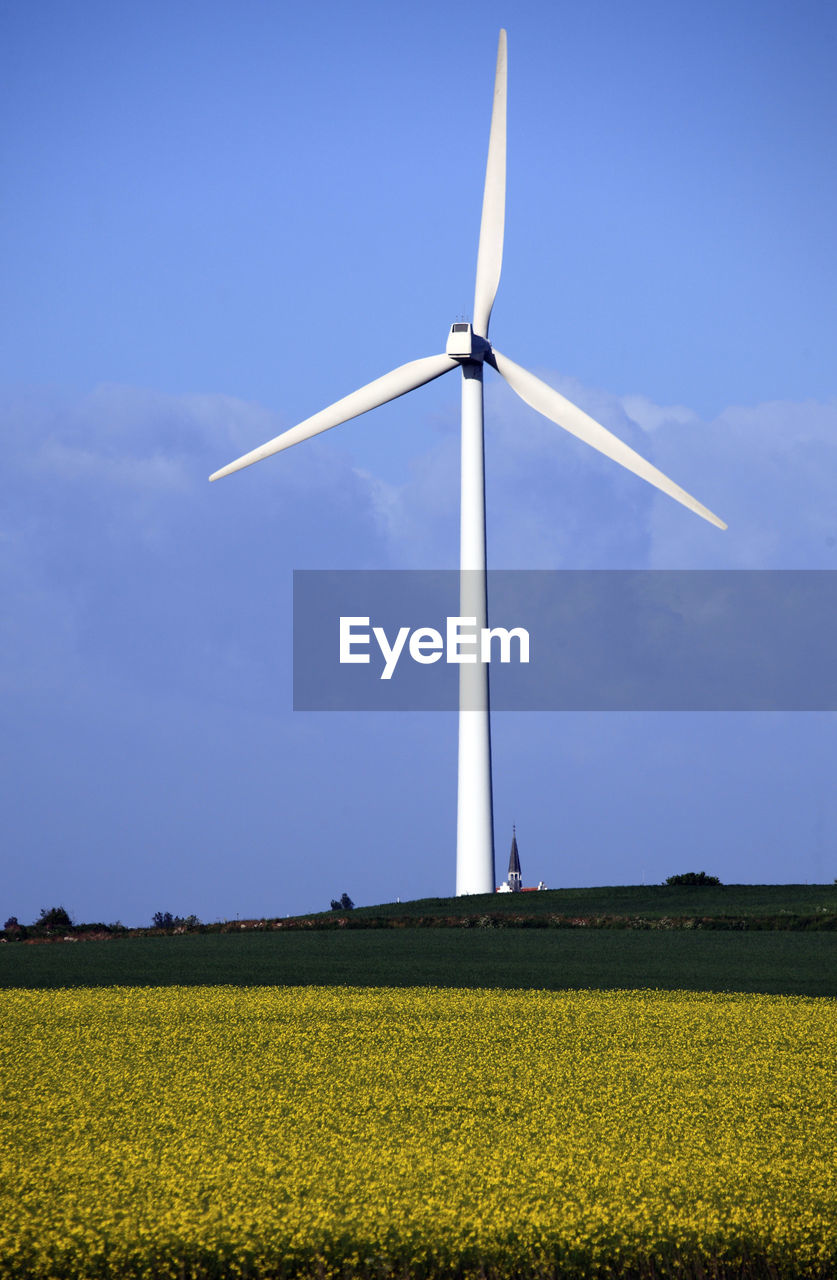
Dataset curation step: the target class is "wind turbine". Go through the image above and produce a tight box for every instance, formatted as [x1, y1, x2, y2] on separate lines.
[210, 30, 726, 897]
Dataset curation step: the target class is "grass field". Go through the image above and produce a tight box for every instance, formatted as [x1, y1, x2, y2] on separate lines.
[2, 926, 837, 995]
[341, 882, 837, 922]
[2, 984, 835, 1280]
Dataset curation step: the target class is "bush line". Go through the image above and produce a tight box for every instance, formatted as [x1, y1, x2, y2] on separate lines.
[5, 912, 837, 943]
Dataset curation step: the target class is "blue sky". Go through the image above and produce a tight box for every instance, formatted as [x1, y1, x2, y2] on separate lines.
[2, 0, 837, 925]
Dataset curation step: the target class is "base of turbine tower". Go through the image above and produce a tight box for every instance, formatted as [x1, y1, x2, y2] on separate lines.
[456, 706, 496, 895]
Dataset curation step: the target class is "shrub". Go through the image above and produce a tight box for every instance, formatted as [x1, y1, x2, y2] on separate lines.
[664, 872, 722, 886]
[330, 893, 354, 911]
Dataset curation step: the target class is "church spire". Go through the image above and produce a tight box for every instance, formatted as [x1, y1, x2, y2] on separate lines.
[507, 826, 521, 891]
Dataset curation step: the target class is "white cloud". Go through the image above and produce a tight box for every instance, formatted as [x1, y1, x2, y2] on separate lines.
[0, 384, 383, 704]
[4, 377, 835, 717]
[620, 393, 700, 434]
[647, 397, 837, 568]
[18, 383, 289, 491]
[353, 432, 460, 568]
[35, 439, 188, 491]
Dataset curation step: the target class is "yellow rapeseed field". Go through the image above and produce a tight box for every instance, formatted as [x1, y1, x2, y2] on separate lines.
[1, 985, 835, 1278]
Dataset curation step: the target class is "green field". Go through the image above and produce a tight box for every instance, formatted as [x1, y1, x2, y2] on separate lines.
[341, 881, 837, 922]
[3, 923, 837, 996]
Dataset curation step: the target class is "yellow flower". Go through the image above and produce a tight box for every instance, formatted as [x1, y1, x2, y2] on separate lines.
[0, 986, 834, 1276]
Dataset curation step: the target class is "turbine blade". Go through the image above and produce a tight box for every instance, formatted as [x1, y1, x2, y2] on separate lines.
[490, 349, 727, 530]
[210, 354, 458, 481]
[472, 29, 507, 339]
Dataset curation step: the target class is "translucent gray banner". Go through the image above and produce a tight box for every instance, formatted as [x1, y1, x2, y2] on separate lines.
[293, 570, 837, 710]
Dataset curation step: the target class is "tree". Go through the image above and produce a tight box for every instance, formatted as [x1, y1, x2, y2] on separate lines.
[664, 872, 721, 887]
[152, 912, 201, 929]
[37, 906, 73, 931]
[330, 893, 354, 911]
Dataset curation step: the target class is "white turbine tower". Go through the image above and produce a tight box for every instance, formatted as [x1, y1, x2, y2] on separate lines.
[210, 30, 726, 897]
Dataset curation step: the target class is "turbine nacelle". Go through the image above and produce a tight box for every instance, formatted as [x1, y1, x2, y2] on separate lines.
[445, 323, 491, 362]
